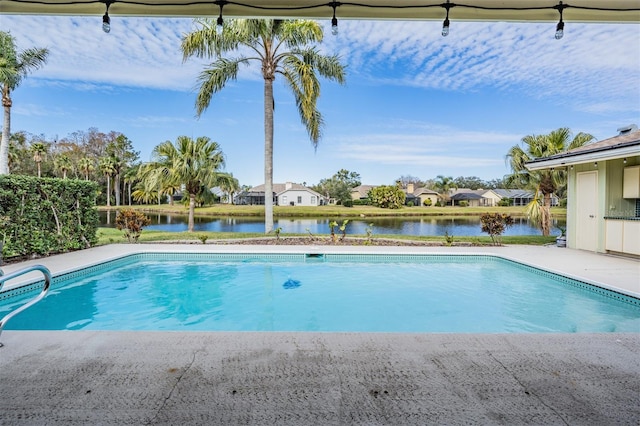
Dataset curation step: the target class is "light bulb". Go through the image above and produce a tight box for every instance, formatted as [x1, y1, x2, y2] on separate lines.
[216, 16, 223, 35]
[442, 19, 450, 37]
[102, 13, 111, 33]
[555, 21, 564, 40]
[331, 17, 338, 36]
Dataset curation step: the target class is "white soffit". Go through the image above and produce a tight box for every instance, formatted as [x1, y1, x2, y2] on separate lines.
[1, 0, 639, 22]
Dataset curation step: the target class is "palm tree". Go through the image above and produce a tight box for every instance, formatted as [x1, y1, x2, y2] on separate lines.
[181, 19, 346, 233]
[506, 127, 595, 236]
[142, 136, 229, 232]
[0, 31, 49, 175]
[30, 141, 47, 177]
[78, 157, 94, 180]
[99, 156, 117, 207]
[433, 175, 457, 206]
[54, 154, 73, 179]
[219, 174, 240, 204]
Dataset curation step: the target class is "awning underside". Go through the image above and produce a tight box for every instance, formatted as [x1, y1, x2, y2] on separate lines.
[1, 0, 639, 22]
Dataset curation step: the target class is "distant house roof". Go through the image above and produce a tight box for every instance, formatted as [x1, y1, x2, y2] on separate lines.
[527, 128, 640, 170]
[250, 183, 324, 198]
[412, 187, 439, 196]
[451, 192, 483, 200]
[493, 189, 534, 199]
[351, 185, 377, 198]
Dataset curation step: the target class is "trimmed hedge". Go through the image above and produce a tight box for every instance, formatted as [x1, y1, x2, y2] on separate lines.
[0, 175, 99, 259]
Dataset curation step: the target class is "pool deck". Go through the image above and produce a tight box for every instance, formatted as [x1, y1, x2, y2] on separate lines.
[1, 244, 639, 425]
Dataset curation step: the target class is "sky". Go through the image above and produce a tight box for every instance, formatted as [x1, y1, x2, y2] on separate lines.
[1, 14, 639, 187]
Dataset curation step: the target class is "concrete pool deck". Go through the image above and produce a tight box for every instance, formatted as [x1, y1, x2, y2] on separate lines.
[0, 244, 639, 425]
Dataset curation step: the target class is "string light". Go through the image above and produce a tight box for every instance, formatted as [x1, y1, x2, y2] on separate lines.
[554, 1, 566, 40]
[623, 158, 627, 164]
[330, 2, 340, 36]
[101, 0, 113, 33]
[215, 0, 227, 35]
[442, 1, 452, 37]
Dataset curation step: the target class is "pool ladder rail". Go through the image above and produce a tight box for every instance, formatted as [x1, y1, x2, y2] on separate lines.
[0, 265, 52, 347]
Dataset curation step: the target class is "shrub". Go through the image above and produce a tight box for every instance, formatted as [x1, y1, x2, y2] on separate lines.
[343, 199, 353, 207]
[435, 201, 442, 207]
[423, 198, 432, 207]
[497, 198, 512, 206]
[115, 209, 151, 243]
[459, 201, 469, 207]
[407, 201, 414, 207]
[480, 213, 514, 246]
[444, 231, 454, 246]
[0, 175, 98, 258]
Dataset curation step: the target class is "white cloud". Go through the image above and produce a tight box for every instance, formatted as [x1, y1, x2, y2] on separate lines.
[4, 15, 639, 115]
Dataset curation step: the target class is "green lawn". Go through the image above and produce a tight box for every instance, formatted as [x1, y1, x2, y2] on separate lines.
[97, 227, 556, 246]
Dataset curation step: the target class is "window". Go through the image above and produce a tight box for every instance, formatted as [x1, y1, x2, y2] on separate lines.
[297, 196, 302, 204]
[311, 196, 316, 205]
[282, 196, 287, 204]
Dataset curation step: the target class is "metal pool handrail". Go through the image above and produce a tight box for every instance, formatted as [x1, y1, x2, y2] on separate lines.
[0, 265, 53, 347]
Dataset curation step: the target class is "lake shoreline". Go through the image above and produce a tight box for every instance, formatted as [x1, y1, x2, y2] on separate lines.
[97, 204, 567, 218]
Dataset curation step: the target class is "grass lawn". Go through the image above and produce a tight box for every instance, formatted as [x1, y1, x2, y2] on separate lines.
[97, 204, 567, 218]
[97, 227, 556, 246]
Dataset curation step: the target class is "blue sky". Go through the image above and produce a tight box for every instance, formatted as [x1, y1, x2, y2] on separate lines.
[2, 15, 639, 187]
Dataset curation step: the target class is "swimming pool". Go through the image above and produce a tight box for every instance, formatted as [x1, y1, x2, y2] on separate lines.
[1, 253, 638, 333]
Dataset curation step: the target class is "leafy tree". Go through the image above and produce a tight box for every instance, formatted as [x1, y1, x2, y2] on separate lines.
[142, 136, 229, 232]
[105, 134, 139, 206]
[453, 176, 487, 190]
[181, 19, 346, 233]
[0, 31, 49, 175]
[396, 175, 425, 188]
[506, 127, 594, 236]
[311, 169, 361, 205]
[369, 185, 406, 209]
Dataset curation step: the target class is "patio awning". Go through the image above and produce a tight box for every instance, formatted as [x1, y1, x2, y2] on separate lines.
[1, 0, 639, 22]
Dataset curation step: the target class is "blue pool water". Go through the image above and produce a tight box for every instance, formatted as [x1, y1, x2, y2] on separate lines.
[1, 254, 638, 333]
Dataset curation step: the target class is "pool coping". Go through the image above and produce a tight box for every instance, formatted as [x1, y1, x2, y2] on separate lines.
[1, 243, 639, 299]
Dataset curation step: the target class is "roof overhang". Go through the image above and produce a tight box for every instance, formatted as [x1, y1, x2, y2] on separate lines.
[526, 143, 640, 170]
[1, 0, 639, 22]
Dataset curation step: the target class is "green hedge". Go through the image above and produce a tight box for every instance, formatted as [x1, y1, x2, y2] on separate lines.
[0, 175, 99, 259]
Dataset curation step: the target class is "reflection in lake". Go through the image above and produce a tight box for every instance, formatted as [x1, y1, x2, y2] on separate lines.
[99, 211, 565, 236]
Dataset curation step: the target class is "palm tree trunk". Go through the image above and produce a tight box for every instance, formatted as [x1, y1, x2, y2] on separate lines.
[188, 193, 196, 232]
[37, 162, 41, 178]
[264, 78, 275, 234]
[0, 100, 11, 175]
[115, 172, 121, 206]
[542, 192, 552, 236]
[106, 176, 111, 208]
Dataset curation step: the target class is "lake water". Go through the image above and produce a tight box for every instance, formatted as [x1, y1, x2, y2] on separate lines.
[99, 211, 565, 236]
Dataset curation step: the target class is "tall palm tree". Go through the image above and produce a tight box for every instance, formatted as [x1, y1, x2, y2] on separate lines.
[99, 156, 117, 207]
[78, 157, 94, 180]
[54, 154, 73, 179]
[506, 127, 595, 236]
[142, 136, 229, 232]
[30, 141, 47, 178]
[0, 31, 49, 175]
[181, 19, 346, 233]
[433, 175, 457, 206]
